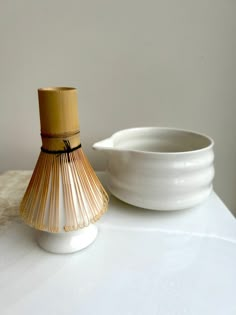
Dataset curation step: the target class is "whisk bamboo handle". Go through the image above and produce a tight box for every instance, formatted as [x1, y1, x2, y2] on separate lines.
[38, 87, 80, 151]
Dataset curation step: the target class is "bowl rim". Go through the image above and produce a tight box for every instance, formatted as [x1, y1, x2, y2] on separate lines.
[110, 126, 214, 155]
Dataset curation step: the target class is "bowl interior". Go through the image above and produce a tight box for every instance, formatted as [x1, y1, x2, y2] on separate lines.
[113, 128, 213, 153]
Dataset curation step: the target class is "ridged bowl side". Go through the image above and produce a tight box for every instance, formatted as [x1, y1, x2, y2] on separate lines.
[106, 148, 214, 210]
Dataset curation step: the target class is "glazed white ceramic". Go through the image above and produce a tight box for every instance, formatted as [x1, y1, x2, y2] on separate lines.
[36, 225, 98, 254]
[93, 127, 214, 211]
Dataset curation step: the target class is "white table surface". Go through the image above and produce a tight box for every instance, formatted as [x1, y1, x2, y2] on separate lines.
[0, 171, 236, 315]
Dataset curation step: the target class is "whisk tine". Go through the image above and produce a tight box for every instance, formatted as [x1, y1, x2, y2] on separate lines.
[20, 149, 109, 232]
[70, 151, 90, 228]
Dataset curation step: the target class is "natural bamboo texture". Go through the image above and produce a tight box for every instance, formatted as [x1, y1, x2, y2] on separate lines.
[38, 87, 80, 136]
[20, 148, 109, 232]
[38, 87, 81, 151]
[20, 87, 109, 233]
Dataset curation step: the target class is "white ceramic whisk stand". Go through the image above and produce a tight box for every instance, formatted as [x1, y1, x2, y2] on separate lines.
[36, 225, 98, 254]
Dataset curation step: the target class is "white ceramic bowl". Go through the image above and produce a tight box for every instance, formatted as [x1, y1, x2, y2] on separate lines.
[93, 127, 214, 211]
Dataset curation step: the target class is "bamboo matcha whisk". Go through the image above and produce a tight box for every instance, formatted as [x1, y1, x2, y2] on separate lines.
[20, 87, 109, 234]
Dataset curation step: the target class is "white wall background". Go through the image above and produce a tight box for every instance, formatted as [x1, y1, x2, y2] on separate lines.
[0, 0, 235, 214]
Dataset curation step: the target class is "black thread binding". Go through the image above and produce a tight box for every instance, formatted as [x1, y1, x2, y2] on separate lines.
[41, 141, 81, 155]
